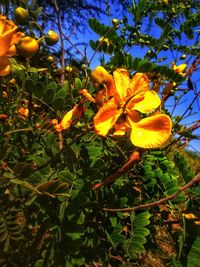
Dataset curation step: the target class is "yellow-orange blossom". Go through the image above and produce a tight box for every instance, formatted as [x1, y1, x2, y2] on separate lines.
[0, 15, 24, 76]
[89, 66, 172, 149]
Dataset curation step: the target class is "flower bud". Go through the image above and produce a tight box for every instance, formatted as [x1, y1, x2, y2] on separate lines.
[45, 30, 59, 46]
[14, 7, 29, 25]
[17, 36, 39, 58]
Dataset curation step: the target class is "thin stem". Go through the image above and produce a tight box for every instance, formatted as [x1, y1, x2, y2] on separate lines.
[103, 173, 200, 213]
[4, 128, 34, 135]
[88, 26, 116, 66]
[93, 151, 140, 189]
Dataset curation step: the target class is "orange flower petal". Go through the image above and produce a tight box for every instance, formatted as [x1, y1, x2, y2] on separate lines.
[0, 27, 17, 56]
[0, 56, 11, 76]
[80, 89, 96, 103]
[129, 73, 150, 96]
[129, 91, 161, 113]
[113, 68, 130, 104]
[113, 122, 128, 136]
[10, 31, 24, 47]
[18, 107, 29, 117]
[126, 109, 141, 124]
[94, 98, 120, 136]
[129, 114, 172, 148]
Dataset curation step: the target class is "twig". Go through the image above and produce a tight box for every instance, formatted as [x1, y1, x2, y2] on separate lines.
[88, 25, 117, 66]
[103, 173, 200, 213]
[51, 0, 65, 149]
[63, 33, 88, 64]
[93, 151, 140, 189]
[4, 128, 34, 135]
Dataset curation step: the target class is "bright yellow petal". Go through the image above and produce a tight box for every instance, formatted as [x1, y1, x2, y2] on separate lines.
[172, 63, 187, 73]
[55, 104, 84, 132]
[128, 73, 149, 96]
[94, 98, 119, 136]
[113, 68, 130, 104]
[182, 213, 197, 219]
[0, 56, 11, 76]
[129, 114, 172, 148]
[129, 91, 161, 113]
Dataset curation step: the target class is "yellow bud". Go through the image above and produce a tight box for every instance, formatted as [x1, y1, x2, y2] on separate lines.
[90, 66, 110, 85]
[162, 0, 169, 5]
[99, 37, 110, 46]
[2, 91, 8, 98]
[17, 36, 39, 58]
[14, 7, 29, 25]
[65, 66, 73, 72]
[47, 56, 54, 62]
[180, 54, 186, 60]
[45, 30, 59, 46]
[112, 18, 119, 27]
[9, 78, 16, 85]
[4, 189, 10, 195]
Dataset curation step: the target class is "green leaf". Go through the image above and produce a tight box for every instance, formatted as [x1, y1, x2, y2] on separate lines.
[52, 97, 65, 110]
[137, 60, 155, 72]
[110, 217, 117, 227]
[43, 89, 54, 103]
[87, 146, 102, 158]
[130, 242, 145, 253]
[134, 218, 150, 227]
[46, 81, 57, 92]
[89, 40, 97, 50]
[187, 237, 200, 267]
[135, 211, 151, 221]
[34, 259, 44, 267]
[131, 234, 147, 244]
[75, 78, 83, 90]
[55, 88, 67, 99]
[33, 82, 45, 98]
[10, 58, 25, 72]
[134, 227, 150, 236]
[77, 212, 85, 225]
[57, 170, 75, 182]
[59, 201, 68, 224]
[25, 78, 35, 92]
[109, 227, 125, 248]
[66, 232, 82, 240]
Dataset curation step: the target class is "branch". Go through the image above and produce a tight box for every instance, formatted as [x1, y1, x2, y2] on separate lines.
[93, 151, 141, 189]
[103, 173, 200, 213]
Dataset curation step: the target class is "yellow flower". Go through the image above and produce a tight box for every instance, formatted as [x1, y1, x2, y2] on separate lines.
[99, 37, 111, 46]
[18, 107, 29, 117]
[52, 102, 84, 132]
[91, 67, 172, 148]
[172, 63, 187, 77]
[0, 15, 24, 76]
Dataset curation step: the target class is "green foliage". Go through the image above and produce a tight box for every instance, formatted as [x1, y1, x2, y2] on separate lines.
[0, 0, 200, 266]
[187, 237, 200, 267]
